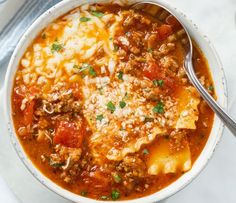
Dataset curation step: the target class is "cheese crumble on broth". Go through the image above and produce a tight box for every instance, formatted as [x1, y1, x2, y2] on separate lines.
[12, 3, 215, 201]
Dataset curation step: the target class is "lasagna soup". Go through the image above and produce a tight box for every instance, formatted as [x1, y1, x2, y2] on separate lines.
[12, 3, 215, 201]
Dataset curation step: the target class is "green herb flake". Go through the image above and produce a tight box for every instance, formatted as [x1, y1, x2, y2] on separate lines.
[107, 101, 116, 113]
[79, 63, 91, 72]
[153, 101, 165, 114]
[98, 87, 103, 95]
[147, 48, 153, 53]
[114, 44, 119, 52]
[80, 17, 91, 22]
[41, 33, 46, 39]
[109, 37, 113, 41]
[208, 85, 214, 91]
[144, 116, 154, 123]
[91, 10, 104, 17]
[49, 161, 64, 168]
[113, 174, 122, 183]
[143, 149, 149, 155]
[111, 190, 120, 200]
[119, 101, 126, 109]
[89, 66, 97, 77]
[124, 92, 129, 100]
[117, 71, 123, 80]
[100, 196, 110, 200]
[51, 42, 63, 53]
[96, 114, 104, 121]
[153, 79, 164, 87]
[80, 191, 88, 196]
[80, 73, 86, 78]
[73, 64, 79, 69]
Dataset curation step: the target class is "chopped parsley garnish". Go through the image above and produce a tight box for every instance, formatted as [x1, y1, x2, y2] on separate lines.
[96, 114, 104, 121]
[77, 63, 96, 76]
[98, 87, 103, 95]
[144, 116, 154, 123]
[153, 101, 165, 114]
[73, 64, 79, 69]
[78, 63, 91, 72]
[107, 101, 116, 113]
[41, 33, 46, 39]
[80, 191, 88, 196]
[80, 73, 86, 78]
[147, 48, 153, 53]
[143, 149, 149, 155]
[118, 71, 123, 80]
[90, 10, 104, 17]
[111, 190, 120, 200]
[80, 17, 91, 22]
[51, 42, 63, 53]
[100, 196, 109, 200]
[124, 92, 129, 100]
[113, 174, 122, 183]
[89, 66, 97, 77]
[119, 101, 126, 109]
[114, 44, 119, 52]
[109, 37, 113, 41]
[49, 161, 64, 168]
[208, 85, 214, 91]
[153, 79, 164, 87]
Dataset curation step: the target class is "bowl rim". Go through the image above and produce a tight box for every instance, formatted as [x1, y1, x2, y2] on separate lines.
[3, 0, 228, 202]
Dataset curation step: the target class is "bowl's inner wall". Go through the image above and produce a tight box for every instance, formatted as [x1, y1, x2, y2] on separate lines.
[4, 0, 227, 202]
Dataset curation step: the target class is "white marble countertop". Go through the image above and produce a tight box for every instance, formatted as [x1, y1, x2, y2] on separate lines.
[0, 0, 236, 203]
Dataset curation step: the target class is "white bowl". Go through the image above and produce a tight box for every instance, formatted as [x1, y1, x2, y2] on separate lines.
[2, 0, 228, 202]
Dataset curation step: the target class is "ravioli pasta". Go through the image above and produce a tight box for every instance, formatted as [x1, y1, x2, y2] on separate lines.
[12, 2, 215, 201]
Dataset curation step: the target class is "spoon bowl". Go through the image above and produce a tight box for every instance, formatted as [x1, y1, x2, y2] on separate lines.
[132, 1, 236, 135]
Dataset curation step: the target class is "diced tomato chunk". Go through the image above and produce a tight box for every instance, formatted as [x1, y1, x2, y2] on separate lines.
[143, 62, 161, 80]
[166, 15, 182, 30]
[54, 121, 84, 148]
[13, 85, 39, 110]
[13, 86, 25, 106]
[23, 99, 35, 126]
[73, 90, 83, 100]
[71, 83, 83, 100]
[81, 166, 111, 191]
[13, 86, 37, 126]
[157, 24, 173, 41]
[162, 77, 176, 91]
[142, 62, 177, 93]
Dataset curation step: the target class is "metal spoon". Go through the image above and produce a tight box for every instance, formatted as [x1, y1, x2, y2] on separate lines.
[132, 1, 236, 135]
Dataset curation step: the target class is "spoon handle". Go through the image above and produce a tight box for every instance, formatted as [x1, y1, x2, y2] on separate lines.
[185, 60, 236, 135]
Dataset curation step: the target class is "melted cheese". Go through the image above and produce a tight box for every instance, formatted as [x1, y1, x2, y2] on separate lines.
[18, 7, 121, 88]
[83, 75, 166, 162]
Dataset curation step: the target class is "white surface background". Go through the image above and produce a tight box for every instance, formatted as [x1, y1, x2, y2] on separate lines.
[0, 0, 236, 203]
